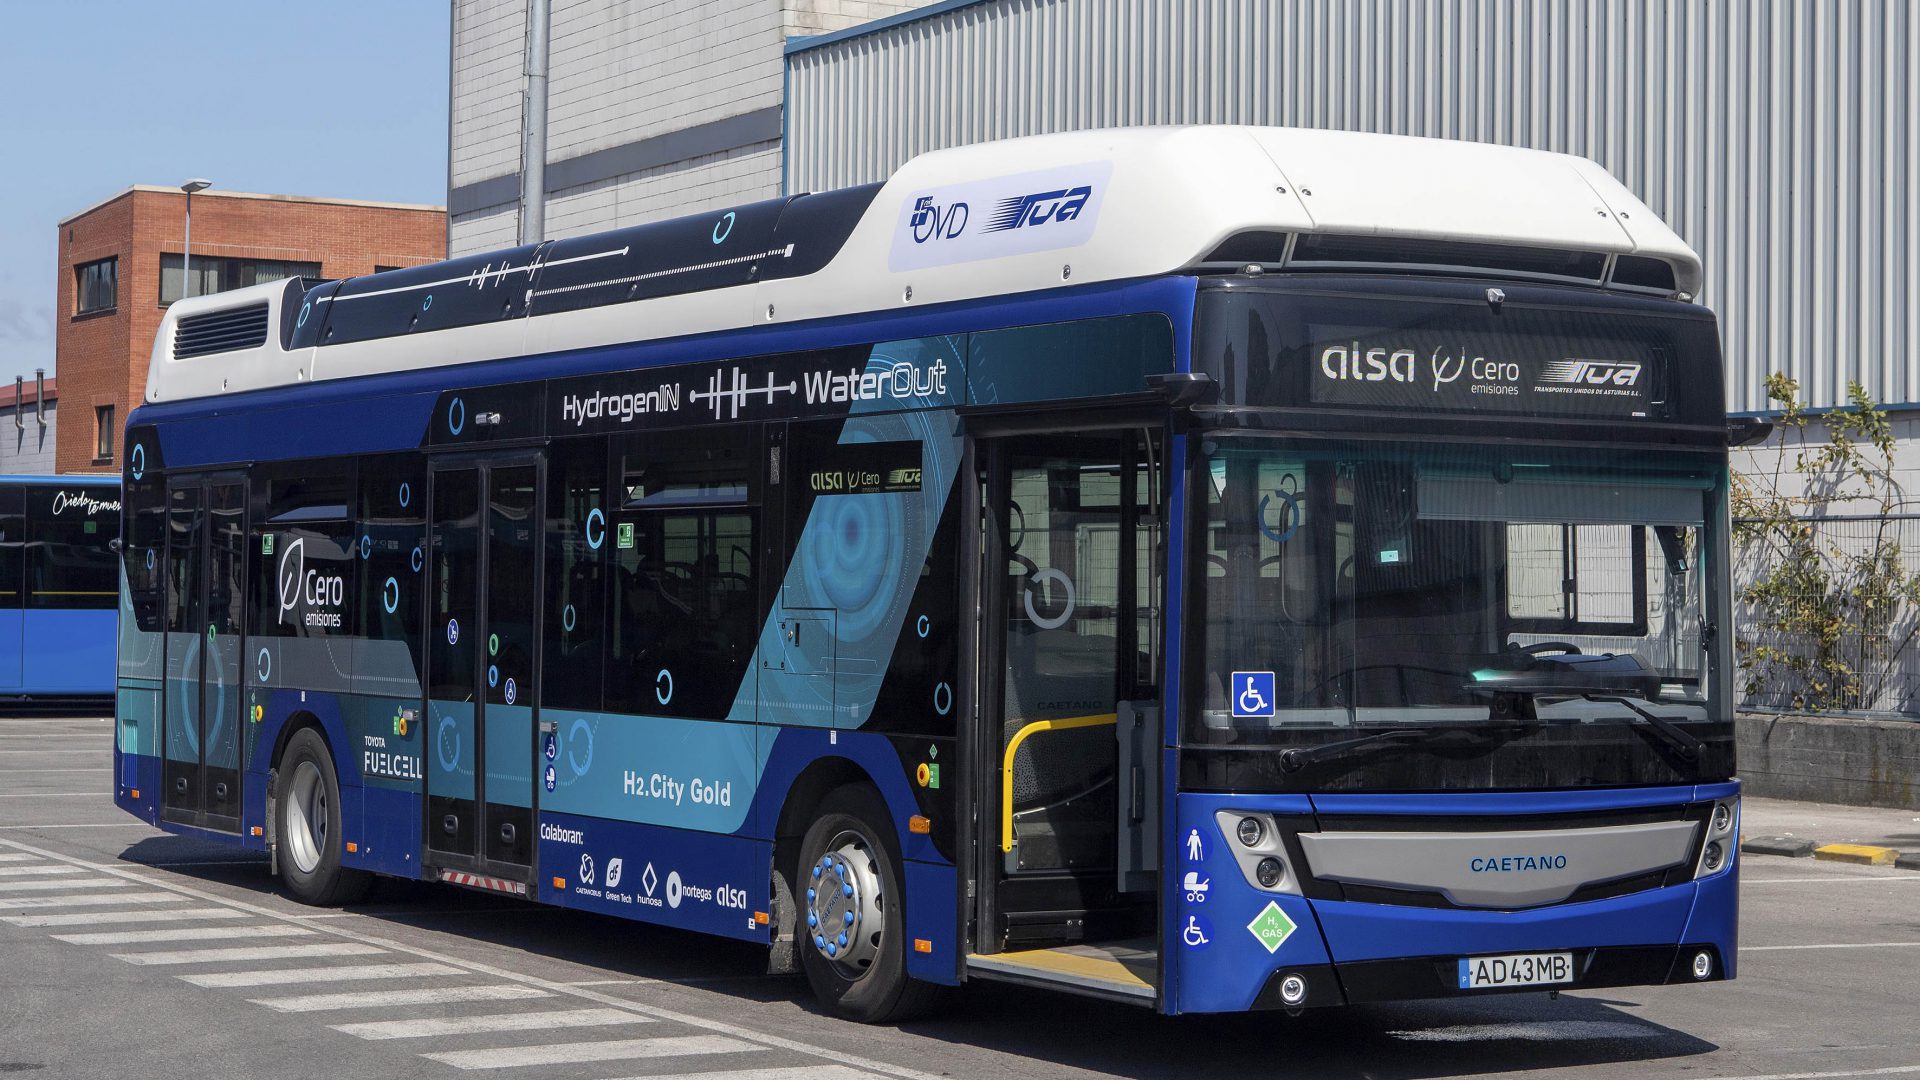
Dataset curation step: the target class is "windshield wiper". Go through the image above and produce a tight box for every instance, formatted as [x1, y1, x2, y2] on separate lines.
[1583, 693, 1705, 763]
[1278, 723, 1540, 773]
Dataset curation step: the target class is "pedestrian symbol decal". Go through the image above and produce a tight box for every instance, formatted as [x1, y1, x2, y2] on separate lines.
[1185, 828, 1206, 862]
[1231, 671, 1276, 718]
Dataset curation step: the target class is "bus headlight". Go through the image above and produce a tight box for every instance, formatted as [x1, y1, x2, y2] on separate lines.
[1256, 857, 1286, 888]
[1213, 811, 1302, 895]
[1237, 816, 1265, 848]
[1694, 798, 1738, 879]
[1702, 842, 1724, 872]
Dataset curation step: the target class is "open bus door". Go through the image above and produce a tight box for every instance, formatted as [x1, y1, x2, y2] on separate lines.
[964, 420, 1166, 1004]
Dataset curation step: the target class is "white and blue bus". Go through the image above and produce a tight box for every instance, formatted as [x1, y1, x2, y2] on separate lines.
[115, 127, 1740, 1020]
[0, 475, 119, 707]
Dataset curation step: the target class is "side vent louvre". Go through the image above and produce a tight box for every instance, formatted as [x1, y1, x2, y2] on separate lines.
[174, 303, 269, 360]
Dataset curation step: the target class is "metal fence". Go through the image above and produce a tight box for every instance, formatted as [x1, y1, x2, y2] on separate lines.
[1735, 514, 1920, 717]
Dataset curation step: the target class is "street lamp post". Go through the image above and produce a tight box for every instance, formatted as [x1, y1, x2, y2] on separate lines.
[179, 179, 211, 301]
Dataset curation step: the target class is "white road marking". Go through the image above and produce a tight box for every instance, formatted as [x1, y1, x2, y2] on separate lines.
[1744, 876, 1920, 884]
[1746, 942, 1920, 951]
[0, 892, 181, 910]
[113, 942, 382, 966]
[1388, 1020, 1663, 1042]
[254, 984, 550, 1013]
[0, 877, 129, 892]
[0, 865, 85, 877]
[332, 1006, 647, 1040]
[1729, 1066, 1920, 1080]
[0, 792, 111, 798]
[54, 924, 314, 945]
[0, 837, 947, 1080]
[0, 853, 49, 862]
[605, 1069, 882, 1080]
[422, 1035, 759, 1070]
[1, 907, 249, 927]
[0, 823, 153, 830]
[180, 962, 464, 988]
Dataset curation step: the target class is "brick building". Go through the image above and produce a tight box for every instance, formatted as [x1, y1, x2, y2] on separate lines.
[54, 187, 445, 474]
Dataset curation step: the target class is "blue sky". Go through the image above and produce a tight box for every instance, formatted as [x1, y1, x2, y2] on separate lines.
[0, 2, 450, 382]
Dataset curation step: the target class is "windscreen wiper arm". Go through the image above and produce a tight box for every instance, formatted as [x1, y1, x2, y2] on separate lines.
[1583, 693, 1705, 763]
[1278, 724, 1536, 773]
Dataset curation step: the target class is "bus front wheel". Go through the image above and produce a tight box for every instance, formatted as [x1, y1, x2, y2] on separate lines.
[273, 728, 372, 907]
[795, 786, 940, 1022]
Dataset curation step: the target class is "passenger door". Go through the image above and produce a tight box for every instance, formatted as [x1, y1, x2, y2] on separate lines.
[976, 429, 1163, 947]
[159, 477, 246, 832]
[425, 457, 543, 879]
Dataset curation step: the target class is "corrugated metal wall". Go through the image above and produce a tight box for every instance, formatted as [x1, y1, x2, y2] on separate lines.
[787, 0, 1920, 413]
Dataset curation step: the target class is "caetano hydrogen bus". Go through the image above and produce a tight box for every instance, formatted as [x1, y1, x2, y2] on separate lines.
[115, 126, 1742, 1020]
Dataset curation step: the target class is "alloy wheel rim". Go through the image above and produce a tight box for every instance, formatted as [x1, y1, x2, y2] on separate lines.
[805, 829, 885, 978]
[283, 760, 326, 875]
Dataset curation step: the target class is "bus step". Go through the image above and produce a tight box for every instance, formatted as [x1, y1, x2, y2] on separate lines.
[967, 939, 1158, 1005]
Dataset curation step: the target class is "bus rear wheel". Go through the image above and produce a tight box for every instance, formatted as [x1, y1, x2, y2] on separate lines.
[795, 786, 940, 1023]
[274, 728, 371, 907]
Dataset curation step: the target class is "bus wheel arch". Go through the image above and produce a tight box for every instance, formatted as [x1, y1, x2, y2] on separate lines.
[770, 758, 875, 976]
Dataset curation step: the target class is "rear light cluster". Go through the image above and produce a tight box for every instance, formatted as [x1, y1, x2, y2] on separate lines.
[1214, 811, 1300, 895]
[1693, 798, 1738, 879]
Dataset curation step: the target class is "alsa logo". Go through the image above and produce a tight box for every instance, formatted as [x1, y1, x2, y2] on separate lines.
[981, 185, 1094, 233]
[277, 536, 345, 629]
[1539, 359, 1643, 387]
[1320, 343, 1417, 384]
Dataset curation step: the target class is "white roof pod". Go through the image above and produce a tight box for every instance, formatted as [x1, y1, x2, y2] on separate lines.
[144, 126, 1702, 406]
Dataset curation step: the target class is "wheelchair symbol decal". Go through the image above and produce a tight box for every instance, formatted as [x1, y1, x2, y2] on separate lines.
[1232, 671, 1276, 718]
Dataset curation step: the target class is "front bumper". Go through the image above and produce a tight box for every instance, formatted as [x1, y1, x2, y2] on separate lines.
[1252, 943, 1726, 1010]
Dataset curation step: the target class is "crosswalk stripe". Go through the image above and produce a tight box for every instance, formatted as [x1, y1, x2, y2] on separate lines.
[0, 891, 179, 910]
[113, 943, 382, 966]
[1, 907, 250, 928]
[0, 865, 84, 878]
[0, 853, 47, 863]
[180, 962, 464, 988]
[604, 1068, 883, 1080]
[332, 1006, 646, 1040]
[54, 925, 315, 946]
[0, 878, 129, 893]
[252, 984, 551, 1013]
[423, 1035, 759, 1070]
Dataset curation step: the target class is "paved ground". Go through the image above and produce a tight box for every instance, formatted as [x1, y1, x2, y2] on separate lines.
[1743, 796, 1920, 854]
[3, 715, 1918, 1080]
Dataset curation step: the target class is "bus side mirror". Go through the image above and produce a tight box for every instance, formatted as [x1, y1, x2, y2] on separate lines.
[1727, 417, 1773, 448]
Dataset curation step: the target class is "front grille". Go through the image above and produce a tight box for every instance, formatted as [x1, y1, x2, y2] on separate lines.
[173, 302, 269, 359]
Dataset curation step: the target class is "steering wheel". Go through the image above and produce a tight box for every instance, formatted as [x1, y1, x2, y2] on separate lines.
[1512, 641, 1583, 656]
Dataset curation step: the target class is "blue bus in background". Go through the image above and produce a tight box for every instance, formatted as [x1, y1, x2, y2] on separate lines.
[115, 127, 1740, 1021]
[0, 475, 119, 707]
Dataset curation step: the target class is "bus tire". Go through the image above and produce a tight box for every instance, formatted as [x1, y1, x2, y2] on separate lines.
[274, 728, 372, 907]
[795, 785, 941, 1023]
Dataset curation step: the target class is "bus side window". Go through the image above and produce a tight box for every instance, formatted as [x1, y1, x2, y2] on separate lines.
[544, 437, 607, 713]
[608, 431, 758, 720]
[356, 457, 426, 681]
[0, 486, 20, 611]
[26, 486, 117, 610]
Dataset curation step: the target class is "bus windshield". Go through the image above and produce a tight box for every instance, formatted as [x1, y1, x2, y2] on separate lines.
[1189, 436, 1726, 754]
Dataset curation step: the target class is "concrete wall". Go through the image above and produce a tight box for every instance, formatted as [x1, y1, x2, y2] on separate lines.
[0, 403, 56, 475]
[449, 0, 927, 255]
[1738, 713, 1920, 810]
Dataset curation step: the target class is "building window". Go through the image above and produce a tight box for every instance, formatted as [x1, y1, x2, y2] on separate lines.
[159, 254, 322, 306]
[94, 404, 114, 461]
[75, 257, 117, 315]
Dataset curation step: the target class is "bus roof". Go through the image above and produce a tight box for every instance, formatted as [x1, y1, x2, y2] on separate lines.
[143, 126, 1700, 408]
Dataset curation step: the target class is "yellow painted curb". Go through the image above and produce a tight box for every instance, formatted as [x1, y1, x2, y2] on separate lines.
[1812, 843, 1900, 866]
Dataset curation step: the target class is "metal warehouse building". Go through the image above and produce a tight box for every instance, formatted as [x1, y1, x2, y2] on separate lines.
[452, 0, 1920, 418]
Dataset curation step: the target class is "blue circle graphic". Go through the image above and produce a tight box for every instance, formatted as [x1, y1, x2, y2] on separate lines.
[145, 548, 156, 572]
[712, 211, 735, 244]
[562, 604, 577, 632]
[360, 535, 372, 559]
[399, 481, 411, 508]
[422, 294, 434, 312]
[448, 397, 466, 436]
[585, 508, 605, 550]
[916, 615, 930, 639]
[296, 300, 311, 328]
[256, 646, 271, 683]
[656, 669, 674, 706]
[411, 546, 424, 573]
[130, 444, 146, 481]
[488, 665, 498, 688]
[566, 716, 594, 775]
[934, 681, 952, 716]
[382, 577, 399, 614]
[435, 716, 461, 772]
[1258, 489, 1301, 544]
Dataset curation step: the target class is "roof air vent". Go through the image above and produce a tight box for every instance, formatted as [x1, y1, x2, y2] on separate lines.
[174, 302, 269, 360]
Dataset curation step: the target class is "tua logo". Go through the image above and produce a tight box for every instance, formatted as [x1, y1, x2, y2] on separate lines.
[983, 185, 1094, 232]
[910, 197, 969, 243]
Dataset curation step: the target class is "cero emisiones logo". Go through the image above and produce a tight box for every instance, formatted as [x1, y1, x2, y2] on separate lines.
[277, 536, 305, 625]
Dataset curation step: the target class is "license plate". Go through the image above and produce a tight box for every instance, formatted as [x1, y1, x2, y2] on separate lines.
[1457, 951, 1574, 990]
